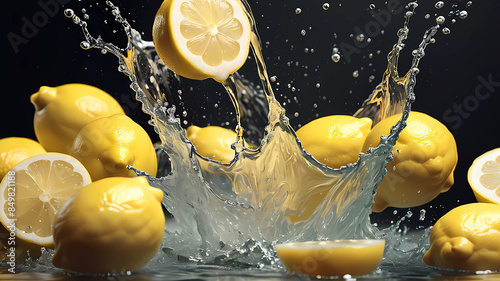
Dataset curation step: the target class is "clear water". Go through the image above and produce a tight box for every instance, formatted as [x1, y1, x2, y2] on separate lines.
[6, 0, 500, 280]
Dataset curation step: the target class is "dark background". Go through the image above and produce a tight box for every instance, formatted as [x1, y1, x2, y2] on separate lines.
[3, 0, 500, 226]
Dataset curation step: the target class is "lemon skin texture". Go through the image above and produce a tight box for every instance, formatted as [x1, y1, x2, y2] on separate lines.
[362, 111, 458, 212]
[423, 203, 500, 270]
[69, 114, 157, 181]
[0, 137, 46, 181]
[52, 176, 165, 273]
[31, 84, 125, 153]
[186, 125, 237, 162]
[296, 115, 373, 169]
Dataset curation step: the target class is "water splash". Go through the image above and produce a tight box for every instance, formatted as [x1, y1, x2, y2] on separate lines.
[64, 0, 443, 266]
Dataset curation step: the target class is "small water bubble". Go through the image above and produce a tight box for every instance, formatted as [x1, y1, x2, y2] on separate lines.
[424, 13, 431, 19]
[331, 53, 340, 62]
[64, 9, 74, 18]
[356, 33, 365, 42]
[183, 120, 188, 125]
[322, 3, 330, 10]
[270, 75, 277, 82]
[419, 209, 426, 221]
[295, 8, 302, 14]
[466, 1, 472, 7]
[313, 103, 318, 108]
[294, 112, 299, 117]
[300, 29, 306, 36]
[369, 4, 376, 10]
[81, 8, 87, 14]
[26, 226, 33, 233]
[436, 15, 445, 25]
[435, 1, 444, 9]
[442, 27, 451, 34]
[352, 70, 359, 78]
[214, 103, 218, 108]
[80, 41, 91, 50]
[393, 210, 398, 215]
[182, 110, 187, 117]
[83, 14, 90, 20]
[100, 49, 107, 54]
[315, 83, 321, 88]
[459, 10, 468, 19]
[72, 16, 81, 25]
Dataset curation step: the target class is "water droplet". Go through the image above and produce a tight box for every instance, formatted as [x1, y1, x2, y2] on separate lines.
[459, 10, 468, 19]
[442, 27, 451, 34]
[436, 15, 445, 25]
[80, 41, 91, 50]
[64, 9, 74, 18]
[101, 49, 107, 54]
[424, 13, 431, 20]
[270, 76, 277, 82]
[26, 226, 33, 233]
[182, 110, 188, 117]
[83, 14, 90, 20]
[294, 112, 299, 117]
[315, 83, 321, 88]
[322, 3, 330, 10]
[214, 103, 219, 108]
[72, 16, 81, 25]
[466, 1, 472, 8]
[295, 8, 302, 14]
[369, 4, 376, 10]
[435, 1, 444, 9]
[356, 33, 365, 42]
[300, 29, 306, 36]
[352, 70, 359, 78]
[331, 53, 340, 62]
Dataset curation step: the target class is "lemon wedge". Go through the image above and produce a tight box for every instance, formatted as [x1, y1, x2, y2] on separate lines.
[0, 153, 91, 247]
[275, 240, 385, 277]
[152, 0, 252, 82]
[468, 148, 500, 204]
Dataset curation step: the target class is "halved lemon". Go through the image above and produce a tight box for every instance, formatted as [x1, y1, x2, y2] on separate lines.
[152, 0, 252, 82]
[468, 148, 500, 204]
[275, 240, 385, 277]
[0, 153, 91, 247]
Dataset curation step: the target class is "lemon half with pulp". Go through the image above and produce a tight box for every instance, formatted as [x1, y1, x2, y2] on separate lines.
[468, 148, 500, 204]
[276, 240, 385, 277]
[153, 0, 252, 82]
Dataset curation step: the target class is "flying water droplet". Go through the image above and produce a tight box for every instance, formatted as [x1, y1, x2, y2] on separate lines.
[322, 3, 330, 10]
[331, 53, 340, 62]
[436, 16, 445, 25]
[295, 8, 302, 14]
[435, 1, 444, 9]
[459, 10, 468, 19]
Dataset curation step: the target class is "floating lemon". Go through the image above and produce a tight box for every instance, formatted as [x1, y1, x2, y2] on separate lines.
[52, 177, 165, 273]
[31, 84, 125, 153]
[0, 137, 46, 181]
[69, 114, 157, 181]
[423, 203, 500, 270]
[152, 0, 252, 82]
[186, 125, 237, 162]
[362, 111, 458, 212]
[468, 148, 500, 204]
[0, 153, 91, 249]
[276, 240, 385, 277]
[296, 115, 373, 169]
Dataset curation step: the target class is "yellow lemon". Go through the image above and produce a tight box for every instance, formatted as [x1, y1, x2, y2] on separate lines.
[0, 153, 91, 251]
[152, 0, 252, 82]
[186, 125, 237, 162]
[295, 115, 373, 169]
[31, 83, 125, 153]
[69, 114, 157, 181]
[468, 148, 500, 204]
[52, 176, 165, 273]
[362, 111, 458, 212]
[0, 137, 46, 181]
[423, 203, 500, 271]
[276, 240, 385, 277]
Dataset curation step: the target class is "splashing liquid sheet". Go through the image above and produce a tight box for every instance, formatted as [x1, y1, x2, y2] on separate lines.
[66, 0, 441, 268]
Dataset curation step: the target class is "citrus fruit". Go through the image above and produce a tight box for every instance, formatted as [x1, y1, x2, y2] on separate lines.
[468, 148, 500, 204]
[152, 0, 252, 82]
[362, 111, 458, 212]
[295, 115, 373, 169]
[0, 153, 91, 249]
[0, 137, 46, 181]
[52, 176, 165, 273]
[276, 240, 385, 277]
[31, 83, 125, 153]
[186, 125, 237, 162]
[69, 114, 157, 181]
[423, 203, 500, 271]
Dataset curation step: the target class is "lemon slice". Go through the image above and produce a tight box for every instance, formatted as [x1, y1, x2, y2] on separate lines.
[0, 153, 91, 247]
[468, 148, 500, 204]
[153, 0, 251, 82]
[275, 240, 385, 277]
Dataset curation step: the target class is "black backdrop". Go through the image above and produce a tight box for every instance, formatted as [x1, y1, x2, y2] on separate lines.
[3, 0, 500, 226]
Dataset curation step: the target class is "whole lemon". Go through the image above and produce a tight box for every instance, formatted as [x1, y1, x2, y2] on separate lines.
[69, 114, 157, 181]
[186, 125, 237, 163]
[423, 203, 500, 270]
[362, 111, 458, 212]
[52, 176, 165, 273]
[31, 84, 125, 153]
[0, 137, 46, 180]
[295, 115, 373, 169]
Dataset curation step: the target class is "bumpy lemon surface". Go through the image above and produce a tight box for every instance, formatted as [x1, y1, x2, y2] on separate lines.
[276, 240, 385, 277]
[0, 137, 46, 181]
[31, 84, 125, 153]
[186, 125, 237, 162]
[468, 148, 500, 204]
[423, 203, 500, 270]
[362, 111, 458, 212]
[0, 153, 91, 249]
[152, 0, 251, 82]
[52, 177, 165, 273]
[295, 115, 373, 169]
[69, 114, 157, 181]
